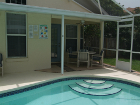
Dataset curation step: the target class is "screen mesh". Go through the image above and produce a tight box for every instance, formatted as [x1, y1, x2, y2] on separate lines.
[66, 25, 77, 38]
[95, 0, 130, 16]
[8, 36, 26, 57]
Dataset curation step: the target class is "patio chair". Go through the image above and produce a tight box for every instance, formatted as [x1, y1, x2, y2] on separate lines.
[84, 46, 93, 51]
[90, 50, 104, 67]
[67, 47, 77, 64]
[0, 53, 3, 77]
[77, 49, 89, 68]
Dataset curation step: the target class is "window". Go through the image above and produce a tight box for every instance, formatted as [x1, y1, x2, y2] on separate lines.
[66, 25, 77, 51]
[6, 0, 26, 5]
[7, 13, 26, 58]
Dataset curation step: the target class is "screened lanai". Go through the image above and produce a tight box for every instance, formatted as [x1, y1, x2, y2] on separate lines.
[0, 0, 140, 75]
[84, 0, 140, 73]
[73, 0, 140, 73]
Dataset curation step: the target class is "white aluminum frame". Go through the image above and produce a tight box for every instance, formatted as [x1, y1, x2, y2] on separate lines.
[116, 17, 134, 72]
[90, 0, 108, 15]
[61, 15, 64, 74]
[6, 12, 27, 58]
[103, 15, 138, 72]
[131, 15, 140, 55]
[0, 2, 121, 21]
[130, 17, 134, 71]
[104, 15, 140, 52]
[97, 0, 102, 15]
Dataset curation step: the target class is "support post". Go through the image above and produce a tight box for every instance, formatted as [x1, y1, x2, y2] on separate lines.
[61, 15, 64, 74]
[100, 21, 104, 52]
[130, 17, 134, 72]
[77, 24, 80, 51]
[116, 22, 119, 68]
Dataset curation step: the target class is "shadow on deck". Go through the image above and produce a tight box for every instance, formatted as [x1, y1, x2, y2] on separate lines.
[35, 63, 104, 73]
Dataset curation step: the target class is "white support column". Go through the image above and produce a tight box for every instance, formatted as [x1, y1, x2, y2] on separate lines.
[116, 22, 119, 68]
[130, 17, 134, 72]
[77, 24, 80, 51]
[61, 15, 64, 74]
[100, 21, 104, 52]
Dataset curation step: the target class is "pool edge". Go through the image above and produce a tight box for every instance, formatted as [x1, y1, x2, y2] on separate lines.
[0, 75, 140, 98]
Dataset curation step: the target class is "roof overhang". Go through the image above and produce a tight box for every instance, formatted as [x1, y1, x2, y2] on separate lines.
[0, 2, 121, 21]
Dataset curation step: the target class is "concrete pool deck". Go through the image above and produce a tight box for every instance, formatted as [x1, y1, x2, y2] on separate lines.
[0, 66, 140, 93]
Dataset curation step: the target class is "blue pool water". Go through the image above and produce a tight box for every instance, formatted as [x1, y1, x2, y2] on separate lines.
[0, 78, 140, 105]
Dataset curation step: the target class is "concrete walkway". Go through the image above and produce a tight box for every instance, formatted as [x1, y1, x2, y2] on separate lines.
[0, 67, 140, 93]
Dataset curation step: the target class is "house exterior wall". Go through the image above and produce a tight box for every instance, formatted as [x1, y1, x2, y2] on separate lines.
[27, 0, 91, 13]
[0, 10, 51, 73]
[0, 0, 91, 13]
[0, 0, 4, 2]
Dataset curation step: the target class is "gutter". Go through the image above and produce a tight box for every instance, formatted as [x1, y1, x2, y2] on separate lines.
[0, 2, 121, 21]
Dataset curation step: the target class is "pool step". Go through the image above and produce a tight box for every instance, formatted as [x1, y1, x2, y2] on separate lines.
[76, 82, 113, 89]
[84, 80, 106, 84]
[69, 84, 122, 96]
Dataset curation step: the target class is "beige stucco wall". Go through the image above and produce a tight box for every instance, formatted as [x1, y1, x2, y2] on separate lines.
[0, 0, 90, 13]
[0, 11, 51, 73]
[0, 0, 4, 2]
[27, 0, 91, 13]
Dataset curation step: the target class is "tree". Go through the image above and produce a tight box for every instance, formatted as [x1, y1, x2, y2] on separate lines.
[104, 21, 117, 38]
[96, 0, 128, 16]
[132, 7, 140, 59]
[84, 24, 100, 47]
[84, 0, 140, 59]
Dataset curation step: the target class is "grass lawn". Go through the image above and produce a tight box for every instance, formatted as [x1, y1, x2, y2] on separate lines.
[104, 58, 140, 72]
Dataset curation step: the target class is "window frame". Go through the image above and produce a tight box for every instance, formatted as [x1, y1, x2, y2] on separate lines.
[6, 0, 26, 5]
[65, 24, 78, 52]
[6, 12, 27, 58]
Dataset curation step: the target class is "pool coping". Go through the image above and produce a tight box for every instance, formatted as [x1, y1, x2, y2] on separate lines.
[0, 75, 140, 98]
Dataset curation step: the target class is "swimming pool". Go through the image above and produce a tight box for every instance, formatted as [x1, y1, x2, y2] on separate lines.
[0, 77, 140, 105]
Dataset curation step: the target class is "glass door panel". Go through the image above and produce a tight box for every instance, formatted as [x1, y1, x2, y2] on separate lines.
[51, 24, 61, 62]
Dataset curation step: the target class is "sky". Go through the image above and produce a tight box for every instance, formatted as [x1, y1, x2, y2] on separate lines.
[115, 0, 140, 8]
